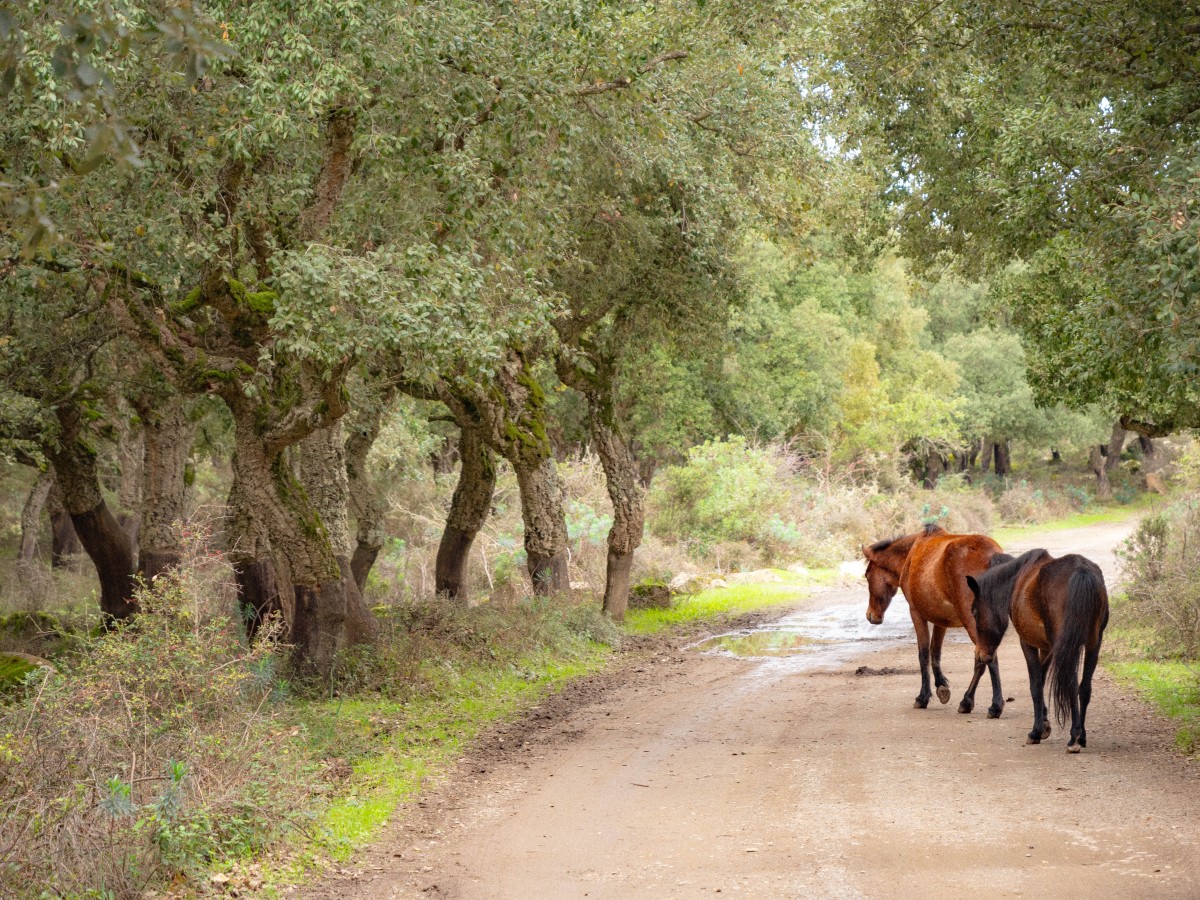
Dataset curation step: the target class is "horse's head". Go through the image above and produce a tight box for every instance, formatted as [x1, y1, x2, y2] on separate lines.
[862, 545, 899, 625]
[965, 565, 1011, 653]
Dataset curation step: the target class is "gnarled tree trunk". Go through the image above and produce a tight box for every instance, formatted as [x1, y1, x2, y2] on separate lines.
[115, 413, 144, 559]
[48, 481, 82, 567]
[1105, 420, 1126, 472]
[434, 418, 496, 600]
[513, 455, 571, 594]
[293, 422, 379, 663]
[439, 352, 570, 596]
[1088, 444, 1112, 499]
[47, 406, 137, 621]
[226, 466, 284, 640]
[557, 351, 645, 620]
[18, 469, 52, 563]
[345, 407, 389, 593]
[134, 394, 196, 582]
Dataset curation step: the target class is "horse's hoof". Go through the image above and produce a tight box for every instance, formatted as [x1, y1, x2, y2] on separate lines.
[1042, 724, 1052, 739]
[936, 685, 951, 704]
[914, 697, 929, 709]
[1026, 734, 1041, 745]
[987, 706, 1002, 719]
[1066, 743, 1082, 754]
[957, 700, 972, 714]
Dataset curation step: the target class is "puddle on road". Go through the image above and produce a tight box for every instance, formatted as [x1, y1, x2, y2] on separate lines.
[690, 589, 971, 675]
[693, 630, 828, 657]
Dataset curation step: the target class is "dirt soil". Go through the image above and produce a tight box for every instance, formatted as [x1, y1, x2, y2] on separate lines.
[304, 519, 1200, 899]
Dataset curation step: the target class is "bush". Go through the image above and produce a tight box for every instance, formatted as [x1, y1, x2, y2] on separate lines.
[1119, 507, 1200, 658]
[0, 531, 306, 896]
[649, 437, 787, 551]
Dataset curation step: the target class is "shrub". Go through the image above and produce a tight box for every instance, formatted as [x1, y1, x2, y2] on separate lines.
[996, 480, 1047, 524]
[0, 530, 306, 896]
[649, 437, 786, 550]
[1119, 507, 1200, 658]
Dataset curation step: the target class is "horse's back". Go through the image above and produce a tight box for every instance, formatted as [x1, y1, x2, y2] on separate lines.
[1014, 553, 1108, 649]
[902, 531, 1003, 624]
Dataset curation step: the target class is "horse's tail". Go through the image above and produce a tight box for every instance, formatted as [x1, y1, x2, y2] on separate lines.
[1049, 563, 1105, 728]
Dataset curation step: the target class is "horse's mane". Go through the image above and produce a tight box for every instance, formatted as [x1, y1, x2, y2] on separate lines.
[869, 522, 946, 556]
[978, 549, 1050, 612]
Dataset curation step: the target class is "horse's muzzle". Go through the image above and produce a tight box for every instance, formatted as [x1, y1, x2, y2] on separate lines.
[866, 612, 882, 625]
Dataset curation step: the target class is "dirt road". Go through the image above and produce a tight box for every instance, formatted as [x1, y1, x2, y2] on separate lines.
[310, 519, 1200, 899]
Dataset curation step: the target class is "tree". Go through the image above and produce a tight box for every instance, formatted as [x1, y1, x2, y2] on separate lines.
[824, 0, 1200, 433]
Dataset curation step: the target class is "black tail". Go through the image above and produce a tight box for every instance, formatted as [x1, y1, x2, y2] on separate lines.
[1050, 565, 1105, 727]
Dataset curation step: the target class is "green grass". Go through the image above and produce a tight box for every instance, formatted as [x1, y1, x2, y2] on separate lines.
[991, 498, 1155, 544]
[1107, 659, 1200, 753]
[624, 568, 835, 635]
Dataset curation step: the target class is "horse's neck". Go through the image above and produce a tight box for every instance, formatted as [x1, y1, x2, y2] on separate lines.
[878, 533, 921, 575]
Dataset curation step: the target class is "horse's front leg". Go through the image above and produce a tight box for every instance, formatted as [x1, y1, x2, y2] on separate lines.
[958, 652, 987, 714]
[930, 624, 951, 704]
[984, 654, 1005, 719]
[910, 609, 933, 709]
[1021, 639, 1050, 744]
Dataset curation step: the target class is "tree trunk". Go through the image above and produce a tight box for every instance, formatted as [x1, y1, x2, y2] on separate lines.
[135, 394, 196, 582]
[47, 406, 137, 621]
[225, 466, 284, 640]
[922, 450, 942, 489]
[441, 352, 570, 597]
[1138, 435, 1156, 463]
[1105, 421, 1126, 471]
[591, 419, 644, 621]
[18, 469, 53, 562]
[345, 405, 389, 593]
[557, 352, 646, 620]
[514, 455, 571, 593]
[992, 441, 1011, 477]
[48, 479, 82, 567]
[434, 420, 496, 600]
[294, 422, 379, 657]
[428, 432, 458, 475]
[1088, 444, 1112, 499]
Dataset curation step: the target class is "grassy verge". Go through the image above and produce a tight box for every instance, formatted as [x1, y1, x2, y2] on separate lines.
[1106, 658, 1200, 754]
[625, 568, 836, 635]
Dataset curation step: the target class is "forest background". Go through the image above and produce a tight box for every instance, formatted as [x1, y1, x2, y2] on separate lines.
[1, 1, 1199, 895]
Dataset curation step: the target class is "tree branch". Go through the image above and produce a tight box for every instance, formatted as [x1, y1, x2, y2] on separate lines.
[570, 49, 689, 96]
[297, 108, 358, 243]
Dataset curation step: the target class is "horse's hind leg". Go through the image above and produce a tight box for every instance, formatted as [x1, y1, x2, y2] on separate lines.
[1021, 639, 1050, 743]
[911, 612, 933, 709]
[930, 624, 951, 704]
[1076, 642, 1101, 750]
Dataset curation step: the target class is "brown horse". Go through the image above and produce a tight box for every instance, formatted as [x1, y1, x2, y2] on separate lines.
[967, 549, 1109, 752]
[863, 524, 1005, 715]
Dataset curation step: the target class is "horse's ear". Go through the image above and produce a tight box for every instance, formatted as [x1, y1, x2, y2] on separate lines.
[965, 575, 980, 597]
[862, 544, 874, 562]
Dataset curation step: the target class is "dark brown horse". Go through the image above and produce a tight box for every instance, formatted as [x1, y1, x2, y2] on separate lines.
[967, 549, 1109, 752]
[863, 524, 1005, 715]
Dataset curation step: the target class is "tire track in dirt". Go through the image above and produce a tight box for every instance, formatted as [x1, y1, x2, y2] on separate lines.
[306, 518, 1200, 899]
